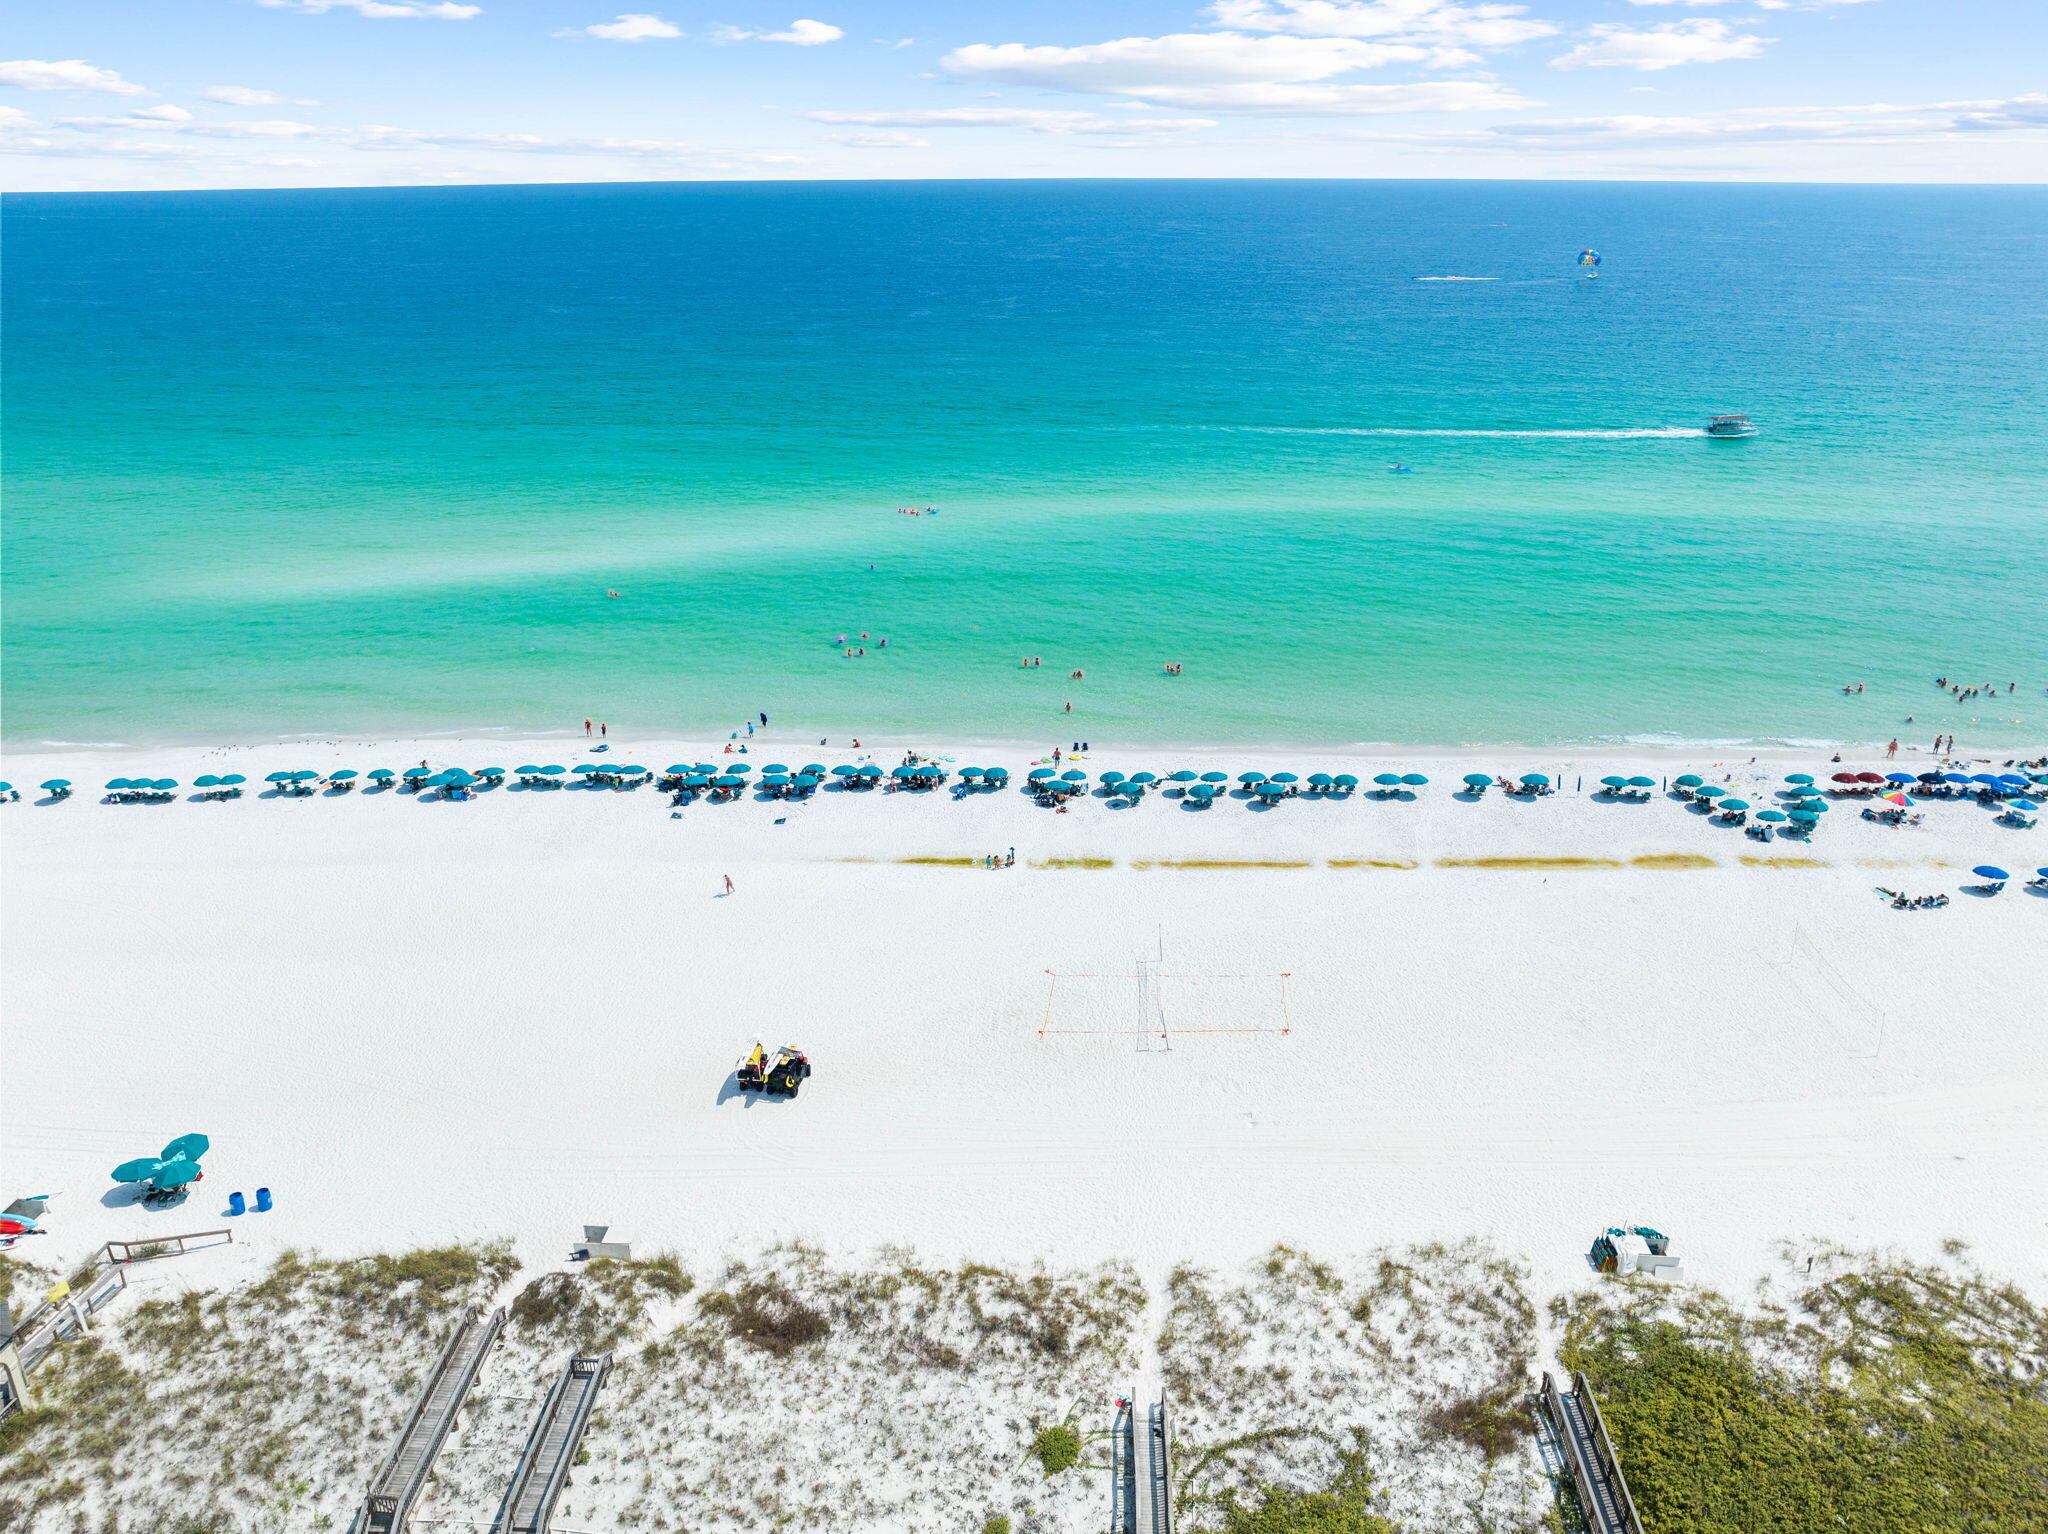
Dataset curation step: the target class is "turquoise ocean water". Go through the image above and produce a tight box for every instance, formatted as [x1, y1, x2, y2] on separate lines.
[5, 180, 2046, 751]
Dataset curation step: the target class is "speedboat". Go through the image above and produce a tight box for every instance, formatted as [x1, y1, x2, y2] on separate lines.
[1706, 415, 1757, 438]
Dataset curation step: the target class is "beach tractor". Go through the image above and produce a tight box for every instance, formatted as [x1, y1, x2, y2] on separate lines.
[736, 1042, 768, 1093]
[763, 1045, 812, 1098]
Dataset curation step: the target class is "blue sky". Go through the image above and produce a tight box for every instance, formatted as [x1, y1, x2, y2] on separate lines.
[3, 0, 2043, 190]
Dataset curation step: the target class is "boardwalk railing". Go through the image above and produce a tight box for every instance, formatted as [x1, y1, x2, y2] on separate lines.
[358, 1306, 506, 1534]
[104, 1229, 233, 1264]
[491, 1353, 613, 1534]
[1539, 1371, 1644, 1534]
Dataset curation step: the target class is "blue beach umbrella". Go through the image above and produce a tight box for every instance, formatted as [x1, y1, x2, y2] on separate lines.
[1333, 774, 1358, 788]
[1757, 810, 1787, 822]
[1238, 772, 1266, 785]
[443, 770, 478, 786]
[1191, 783, 1217, 798]
[1467, 774, 1495, 787]
[1521, 774, 1549, 787]
[1061, 769, 1087, 781]
[1270, 772, 1299, 784]
[1373, 773, 1401, 786]
[1309, 773, 1334, 787]
[801, 765, 825, 776]
[2007, 799, 2037, 811]
[161, 1132, 210, 1162]
[891, 764, 917, 778]
[1942, 773, 1971, 785]
[474, 766, 504, 778]
[368, 768, 396, 780]
[858, 765, 882, 778]
[107, 778, 134, 790]
[1786, 774, 1815, 785]
[762, 764, 789, 775]
[573, 764, 601, 775]
[1028, 768, 1056, 781]
[1971, 774, 2001, 786]
[264, 771, 291, 784]
[329, 770, 358, 781]
[195, 775, 220, 788]
[715, 775, 744, 787]
[833, 766, 858, 777]
[1674, 774, 1704, 788]
[1720, 799, 1750, 812]
[1600, 776, 1627, 788]
[519, 766, 545, 776]
[761, 774, 791, 786]
[1256, 781, 1285, 796]
[41, 779, 71, 790]
[152, 780, 180, 790]
[1973, 866, 2010, 880]
[1200, 772, 1228, 783]
[150, 1158, 202, 1189]
[538, 766, 566, 776]
[1100, 771, 1126, 784]
[112, 1157, 162, 1184]
[729, 762, 753, 772]
[1130, 772, 1158, 785]
[684, 775, 711, 786]
[985, 767, 1009, 779]
[1884, 773, 1916, 784]
[1696, 784, 1727, 798]
[1805, 800, 1831, 813]
[1402, 774, 1428, 786]
[1169, 770, 1197, 783]
[960, 767, 985, 778]
[1628, 776, 1656, 788]
[617, 765, 648, 776]
[220, 774, 246, 785]
[1788, 809, 1818, 821]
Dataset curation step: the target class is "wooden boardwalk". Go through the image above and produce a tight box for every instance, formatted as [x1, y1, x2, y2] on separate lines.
[1540, 1371, 1644, 1534]
[357, 1305, 505, 1534]
[491, 1353, 613, 1534]
[1112, 1392, 1174, 1534]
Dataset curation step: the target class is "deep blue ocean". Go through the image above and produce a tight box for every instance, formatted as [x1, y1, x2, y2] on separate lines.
[5, 179, 2046, 749]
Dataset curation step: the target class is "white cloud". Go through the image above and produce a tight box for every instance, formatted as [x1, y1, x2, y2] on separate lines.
[939, 35, 1531, 113]
[1342, 93, 2048, 150]
[132, 104, 195, 121]
[0, 105, 35, 128]
[0, 59, 150, 95]
[1550, 19, 1768, 71]
[715, 19, 843, 45]
[256, 0, 482, 17]
[564, 13, 684, 41]
[945, 33, 1452, 92]
[824, 130, 931, 147]
[874, 38, 917, 48]
[1754, 0, 1877, 9]
[200, 85, 295, 106]
[1205, 0, 1556, 48]
[807, 106, 1215, 133]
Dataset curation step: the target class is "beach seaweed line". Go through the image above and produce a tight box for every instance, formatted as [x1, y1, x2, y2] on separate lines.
[855, 854, 1762, 871]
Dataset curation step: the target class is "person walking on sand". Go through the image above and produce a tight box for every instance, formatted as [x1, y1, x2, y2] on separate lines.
[1888, 739, 1899, 758]
[723, 875, 734, 896]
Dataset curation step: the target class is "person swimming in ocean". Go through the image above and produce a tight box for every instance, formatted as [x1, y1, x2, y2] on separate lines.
[1388, 463, 1413, 473]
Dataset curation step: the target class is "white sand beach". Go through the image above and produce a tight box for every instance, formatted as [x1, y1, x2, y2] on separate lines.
[7, 731, 2045, 1306]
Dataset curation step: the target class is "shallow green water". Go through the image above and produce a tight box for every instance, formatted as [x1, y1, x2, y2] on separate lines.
[6, 180, 2046, 749]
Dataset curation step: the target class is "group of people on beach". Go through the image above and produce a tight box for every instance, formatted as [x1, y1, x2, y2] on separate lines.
[836, 631, 888, 658]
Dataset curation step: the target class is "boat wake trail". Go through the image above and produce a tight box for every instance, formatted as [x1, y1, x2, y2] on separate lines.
[1241, 426, 1704, 440]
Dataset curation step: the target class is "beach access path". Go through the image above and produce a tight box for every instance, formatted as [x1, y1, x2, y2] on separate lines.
[4, 734, 2044, 1302]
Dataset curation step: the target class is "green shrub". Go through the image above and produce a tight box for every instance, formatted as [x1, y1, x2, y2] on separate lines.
[1028, 1423, 1082, 1475]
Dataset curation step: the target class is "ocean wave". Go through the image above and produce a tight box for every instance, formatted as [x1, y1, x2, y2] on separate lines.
[1241, 426, 1704, 440]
